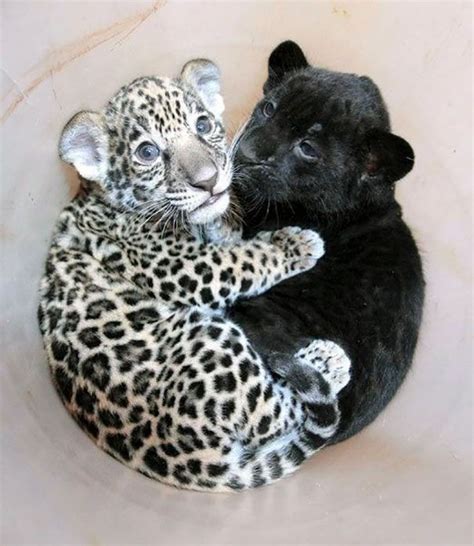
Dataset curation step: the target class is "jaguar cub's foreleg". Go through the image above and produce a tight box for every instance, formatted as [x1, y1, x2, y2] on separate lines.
[96, 226, 324, 310]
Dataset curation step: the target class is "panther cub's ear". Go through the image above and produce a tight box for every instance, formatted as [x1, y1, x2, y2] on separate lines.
[264, 40, 309, 93]
[361, 129, 415, 182]
[180, 59, 224, 119]
[59, 111, 108, 182]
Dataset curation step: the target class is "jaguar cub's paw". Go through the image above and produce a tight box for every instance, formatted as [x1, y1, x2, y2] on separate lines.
[272, 226, 325, 274]
[295, 339, 351, 396]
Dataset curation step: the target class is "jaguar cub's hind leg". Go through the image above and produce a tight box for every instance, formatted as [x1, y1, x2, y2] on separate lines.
[294, 340, 351, 397]
[267, 340, 351, 439]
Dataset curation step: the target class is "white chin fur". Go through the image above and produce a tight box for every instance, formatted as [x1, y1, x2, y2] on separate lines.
[188, 192, 230, 225]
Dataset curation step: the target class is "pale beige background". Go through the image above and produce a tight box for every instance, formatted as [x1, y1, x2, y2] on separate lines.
[1, 1, 472, 545]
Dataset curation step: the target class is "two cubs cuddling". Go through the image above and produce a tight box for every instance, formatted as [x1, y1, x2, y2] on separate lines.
[38, 41, 424, 491]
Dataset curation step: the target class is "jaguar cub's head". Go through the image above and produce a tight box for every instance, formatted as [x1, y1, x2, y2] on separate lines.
[59, 60, 231, 224]
[234, 41, 415, 226]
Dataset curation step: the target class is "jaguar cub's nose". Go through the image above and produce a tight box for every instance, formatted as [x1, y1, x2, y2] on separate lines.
[189, 163, 218, 193]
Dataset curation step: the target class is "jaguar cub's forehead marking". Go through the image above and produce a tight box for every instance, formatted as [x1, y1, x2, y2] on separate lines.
[106, 76, 203, 139]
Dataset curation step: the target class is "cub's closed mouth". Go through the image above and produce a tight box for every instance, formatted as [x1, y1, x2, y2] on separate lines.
[196, 191, 227, 210]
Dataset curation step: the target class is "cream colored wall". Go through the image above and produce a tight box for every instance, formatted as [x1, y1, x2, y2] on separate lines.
[1, 2, 472, 544]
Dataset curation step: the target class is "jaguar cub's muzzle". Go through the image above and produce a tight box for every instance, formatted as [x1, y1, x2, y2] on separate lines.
[167, 135, 231, 225]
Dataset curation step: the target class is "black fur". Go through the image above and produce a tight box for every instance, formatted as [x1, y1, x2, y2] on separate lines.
[229, 41, 425, 442]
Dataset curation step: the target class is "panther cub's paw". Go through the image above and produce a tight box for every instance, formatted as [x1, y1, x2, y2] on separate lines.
[271, 226, 325, 274]
[295, 339, 351, 395]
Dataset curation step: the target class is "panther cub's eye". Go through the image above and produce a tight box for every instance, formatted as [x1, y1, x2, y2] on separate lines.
[298, 140, 318, 159]
[196, 115, 212, 135]
[136, 142, 160, 164]
[262, 101, 276, 118]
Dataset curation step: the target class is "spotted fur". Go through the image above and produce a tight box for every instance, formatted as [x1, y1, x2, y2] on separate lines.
[38, 61, 351, 491]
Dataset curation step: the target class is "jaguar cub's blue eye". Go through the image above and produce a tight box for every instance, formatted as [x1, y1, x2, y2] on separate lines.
[196, 115, 212, 135]
[299, 140, 318, 159]
[262, 101, 275, 118]
[136, 142, 160, 163]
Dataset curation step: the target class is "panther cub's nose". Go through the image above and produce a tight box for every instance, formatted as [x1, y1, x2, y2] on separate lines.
[189, 163, 218, 193]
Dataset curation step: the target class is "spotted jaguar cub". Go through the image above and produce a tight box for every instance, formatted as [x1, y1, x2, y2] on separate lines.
[38, 60, 351, 491]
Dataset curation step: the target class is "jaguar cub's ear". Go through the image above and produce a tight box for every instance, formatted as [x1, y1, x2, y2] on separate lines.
[361, 129, 415, 182]
[264, 40, 309, 93]
[180, 59, 224, 119]
[59, 111, 108, 182]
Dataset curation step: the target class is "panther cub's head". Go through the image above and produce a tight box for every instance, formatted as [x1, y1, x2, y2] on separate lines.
[234, 41, 415, 225]
[59, 60, 231, 224]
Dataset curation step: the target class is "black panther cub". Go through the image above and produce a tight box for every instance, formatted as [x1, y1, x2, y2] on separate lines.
[229, 41, 425, 443]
